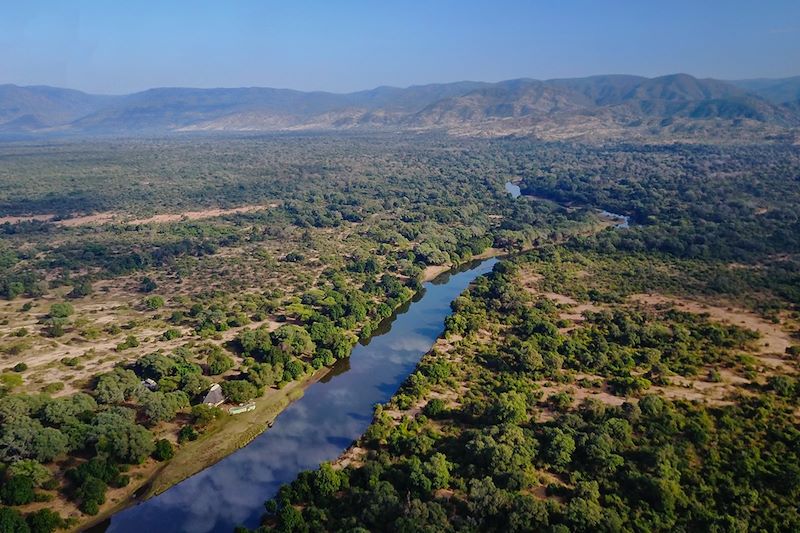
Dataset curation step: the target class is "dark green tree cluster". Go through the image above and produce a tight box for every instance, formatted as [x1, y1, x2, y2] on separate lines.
[253, 253, 800, 532]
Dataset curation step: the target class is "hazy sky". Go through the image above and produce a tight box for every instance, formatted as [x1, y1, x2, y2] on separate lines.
[2, 0, 799, 94]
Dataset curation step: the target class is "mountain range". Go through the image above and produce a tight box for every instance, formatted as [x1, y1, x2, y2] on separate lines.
[1, 74, 799, 139]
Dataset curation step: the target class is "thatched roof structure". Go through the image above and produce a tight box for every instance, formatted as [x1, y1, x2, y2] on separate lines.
[203, 383, 225, 406]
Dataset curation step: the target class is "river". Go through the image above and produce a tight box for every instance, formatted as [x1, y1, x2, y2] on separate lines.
[505, 181, 629, 228]
[101, 258, 498, 532]
[505, 180, 522, 199]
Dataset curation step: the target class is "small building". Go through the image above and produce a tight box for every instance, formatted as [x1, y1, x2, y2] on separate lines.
[203, 383, 225, 407]
[229, 402, 256, 415]
[141, 378, 158, 391]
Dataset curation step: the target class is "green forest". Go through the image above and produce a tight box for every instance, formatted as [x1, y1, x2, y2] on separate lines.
[257, 252, 799, 532]
[240, 137, 799, 533]
[0, 134, 798, 531]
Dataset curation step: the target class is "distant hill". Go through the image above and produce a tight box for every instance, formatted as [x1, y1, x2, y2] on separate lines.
[0, 85, 116, 131]
[730, 76, 800, 104]
[1, 74, 798, 139]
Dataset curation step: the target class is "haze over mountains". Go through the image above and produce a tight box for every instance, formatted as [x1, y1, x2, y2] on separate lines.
[1, 74, 799, 139]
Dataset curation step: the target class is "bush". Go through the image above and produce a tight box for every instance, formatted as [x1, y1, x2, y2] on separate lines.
[423, 398, 447, 418]
[49, 302, 74, 318]
[115, 335, 139, 351]
[26, 508, 64, 533]
[191, 404, 222, 427]
[0, 507, 28, 532]
[143, 296, 165, 310]
[221, 380, 259, 403]
[1, 340, 32, 356]
[767, 375, 796, 397]
[140, 277, 158, 293]
[11, 363, 28, 372]
[41, 382, 64, 394]
[0, 475, 35, 505]
[207, 352, 234, 375]
[43, 322, 65, 338]
[162, 328, 181, 341]
[0, 373, 23, 390]
[152, 439, 175, 461]
[548, 391, 574, 411]
[67, 280, 93, 299]
[178, 425, 198, 443]
[8, 460, 51, 488]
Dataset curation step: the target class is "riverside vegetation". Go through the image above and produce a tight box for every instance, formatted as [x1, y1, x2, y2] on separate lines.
[248, 139, 800, 532]
[0, 134, 600, 529]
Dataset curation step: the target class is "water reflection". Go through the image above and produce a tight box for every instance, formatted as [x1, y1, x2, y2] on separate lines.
[505, 181, 522, 199]
[105, 258, 498, 533]
[599, 210, 630, 228]
[506, 180, 630, 229]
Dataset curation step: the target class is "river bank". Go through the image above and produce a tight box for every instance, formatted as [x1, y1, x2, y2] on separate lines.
[77, 364, 334, 532]
[421, 247, 505, 282]
[76, 289, 425, 530]
[86, 185, 618, 532]
[74, 258, 496, 532]
[100, 258, 498, 532]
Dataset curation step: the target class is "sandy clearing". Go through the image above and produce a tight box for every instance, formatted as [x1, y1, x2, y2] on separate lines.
[654, 369, 750, 405]
[129, 204, 277, 225]
[630, 293, 792, 358]
[0, 214, 53, 224]
[0, 212, 120, 227]
[333, 445, 368, 470]
[0, 203, 279, 228]
[540, 292, 578, 305]
[56, 212, 119, 227]
[559, 303, 601, 323]
[422, 265, 451, 282]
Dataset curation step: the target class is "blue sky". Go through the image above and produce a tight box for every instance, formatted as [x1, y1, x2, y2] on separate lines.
[1, 0, 798, 94]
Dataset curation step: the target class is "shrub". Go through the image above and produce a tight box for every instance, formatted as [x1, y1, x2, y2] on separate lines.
[140, 277, 158, 293]
[191, 404, 223, 427]
[423, 398, 447, 418]
[26, 508, 64, 533]
[162, 328, 181, 341]
[178, 425, 198, 443]
[74, 477, 106, 513]
[0, 475, 35, 505]
[68, 280, 93, 299]
[152, 439, 175, 461]
[116, 335, 139, 351]
[8, 460, 52, 487]
[221, 380, 259, 403]
[0, 507, 27, 532]
[207, 352, 234, 375]
[0, 373, 23, 390]
[143, 296, 165, 310]
[41, 382, 65, 394]
[49, 302, 74, 318]
[1, 340, 32, 356]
